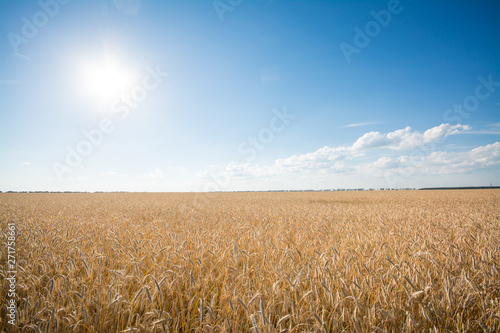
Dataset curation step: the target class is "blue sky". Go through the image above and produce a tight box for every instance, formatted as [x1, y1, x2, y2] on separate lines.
[0, 0, 499, 191]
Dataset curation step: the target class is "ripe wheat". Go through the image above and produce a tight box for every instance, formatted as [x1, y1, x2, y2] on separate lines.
[1, 190, 499, 332]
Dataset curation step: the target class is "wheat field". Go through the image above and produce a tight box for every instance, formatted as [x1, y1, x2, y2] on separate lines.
[1, 190, 499, 332]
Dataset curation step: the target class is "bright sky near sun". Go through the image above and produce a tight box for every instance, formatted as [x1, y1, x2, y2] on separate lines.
[0, 0, 499, 192]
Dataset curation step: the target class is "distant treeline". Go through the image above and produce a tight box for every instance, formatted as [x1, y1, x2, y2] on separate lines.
[0, 191, 128, 193]
[1, 187, 498, 193]
[418, 186, 500, 190]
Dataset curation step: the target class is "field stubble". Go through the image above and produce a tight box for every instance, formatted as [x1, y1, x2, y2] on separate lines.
[1, 190, 499, 332]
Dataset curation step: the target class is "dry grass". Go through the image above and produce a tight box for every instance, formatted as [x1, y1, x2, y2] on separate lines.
[1, 190, 499, 332]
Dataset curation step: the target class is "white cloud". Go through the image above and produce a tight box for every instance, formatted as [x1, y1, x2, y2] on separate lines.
[100, 171, 117, 176]
[21, 162, 31, 165]
[264, 123, 471, 173]
[351, 124, 470, 151]
[197, 124, 496, 186]
[140, 168, 164, 179]
[427, 142, 500, 173]
[363, 142, 500, 186]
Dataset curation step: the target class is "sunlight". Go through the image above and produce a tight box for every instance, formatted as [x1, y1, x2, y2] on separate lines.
[79, 55, 135, 103]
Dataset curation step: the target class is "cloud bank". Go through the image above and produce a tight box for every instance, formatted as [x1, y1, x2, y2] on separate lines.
[198, 124, 498, 187]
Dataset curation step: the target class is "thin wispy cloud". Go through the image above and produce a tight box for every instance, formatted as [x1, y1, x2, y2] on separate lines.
[13, 53, 31, 61]
[100, 171, 117, 176]
[67, 176, 90, 181]
[139, 169, 164, 179]
[465, 130, 500, 135]
[462, 123, 500, 135]
[0, 80, 22, 85]
[260, 67, 280, 82]
[341, 121, 380, 128]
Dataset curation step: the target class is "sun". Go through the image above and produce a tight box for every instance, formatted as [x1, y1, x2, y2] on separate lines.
[79, 56, 135, 103]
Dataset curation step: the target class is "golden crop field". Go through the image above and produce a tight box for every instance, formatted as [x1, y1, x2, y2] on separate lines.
[1, 190, 499, 332]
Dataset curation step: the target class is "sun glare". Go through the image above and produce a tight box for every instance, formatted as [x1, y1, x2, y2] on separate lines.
[80, 56, 135, 103]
